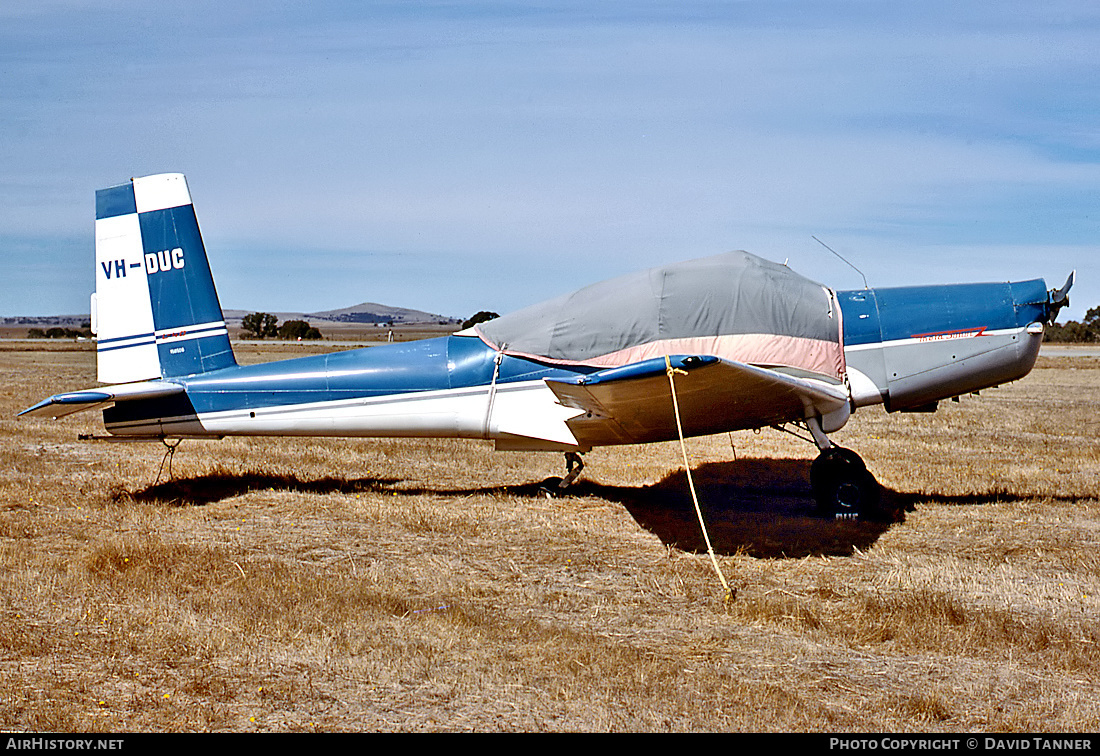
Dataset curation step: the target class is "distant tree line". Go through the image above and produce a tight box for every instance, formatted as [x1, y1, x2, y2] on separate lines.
[462, 311, 499, 330]
[1045, 306, 1100, 343]
[27, 325, 92, 339]
[241, 312, 323, 340]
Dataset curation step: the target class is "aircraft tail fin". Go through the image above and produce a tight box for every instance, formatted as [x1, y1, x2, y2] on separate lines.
[93, 174, 236, 383]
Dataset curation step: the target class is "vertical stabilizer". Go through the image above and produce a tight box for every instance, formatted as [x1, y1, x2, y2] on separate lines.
[93, 174, 235, 383]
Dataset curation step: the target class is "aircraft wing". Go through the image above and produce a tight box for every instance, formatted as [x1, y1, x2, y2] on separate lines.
[19, 381, 185, 419]
[545, 355, 849, 447]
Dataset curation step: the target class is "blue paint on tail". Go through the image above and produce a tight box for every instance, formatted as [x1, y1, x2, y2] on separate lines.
[137, 203, 236, 378]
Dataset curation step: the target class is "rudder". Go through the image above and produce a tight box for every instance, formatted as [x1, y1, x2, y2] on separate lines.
[93, 173, 236, 382]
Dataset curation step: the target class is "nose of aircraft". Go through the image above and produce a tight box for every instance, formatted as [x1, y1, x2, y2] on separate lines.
[1007, 275, 1072, 332]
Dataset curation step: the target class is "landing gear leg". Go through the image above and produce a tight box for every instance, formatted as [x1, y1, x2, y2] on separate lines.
[559, 451, 585, 491]
[806, 417, 880, 520]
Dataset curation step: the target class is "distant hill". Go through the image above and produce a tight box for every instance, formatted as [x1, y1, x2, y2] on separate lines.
[308, 301, 459, 324]
[223, 302, 460, 326]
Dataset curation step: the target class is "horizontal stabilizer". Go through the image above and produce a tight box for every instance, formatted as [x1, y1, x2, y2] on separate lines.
[19, 381, 184, 419]
[546, 356, 848, 446]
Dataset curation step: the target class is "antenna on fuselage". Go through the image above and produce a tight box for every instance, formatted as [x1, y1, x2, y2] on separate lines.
[812, 236, 869, 290]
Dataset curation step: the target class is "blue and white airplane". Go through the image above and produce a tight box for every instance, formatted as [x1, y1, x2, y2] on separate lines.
[21, 173, 1073, 519]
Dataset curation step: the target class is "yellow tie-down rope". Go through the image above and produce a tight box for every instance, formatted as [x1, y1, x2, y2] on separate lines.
[664, 355, 735, 603]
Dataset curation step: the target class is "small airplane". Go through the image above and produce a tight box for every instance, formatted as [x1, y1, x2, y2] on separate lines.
[21, 173, 1074, 519]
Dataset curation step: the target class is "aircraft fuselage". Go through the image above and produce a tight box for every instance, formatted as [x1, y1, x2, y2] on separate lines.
[839, 278, 1048, 411]
[100, 278, 1051, 448]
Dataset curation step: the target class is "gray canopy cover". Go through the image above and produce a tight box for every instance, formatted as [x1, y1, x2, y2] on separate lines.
[474, 251, 845, 381]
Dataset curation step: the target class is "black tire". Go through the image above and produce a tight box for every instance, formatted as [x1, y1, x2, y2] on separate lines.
[811, 447, 881, 520]
[538, 477, 565, 498]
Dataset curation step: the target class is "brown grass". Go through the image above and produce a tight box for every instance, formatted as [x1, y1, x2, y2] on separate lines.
[1, 341, 1098, 731]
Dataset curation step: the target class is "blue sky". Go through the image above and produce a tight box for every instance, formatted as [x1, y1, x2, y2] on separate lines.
[1, 1, 1097, 320]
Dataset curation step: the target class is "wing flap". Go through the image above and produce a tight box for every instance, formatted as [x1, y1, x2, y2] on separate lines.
[19, 381, 185, 419]
[546, 356, 848, 446]
[489, 383, 586, 448]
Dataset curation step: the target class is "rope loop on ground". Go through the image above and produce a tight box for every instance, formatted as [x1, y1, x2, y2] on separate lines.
[155, 437, 182, 485]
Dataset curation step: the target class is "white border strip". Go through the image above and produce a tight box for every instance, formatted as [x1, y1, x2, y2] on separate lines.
[133, 173, 192, 214]
[844, 326, 1024, 352]
[155, 320, 228, 345]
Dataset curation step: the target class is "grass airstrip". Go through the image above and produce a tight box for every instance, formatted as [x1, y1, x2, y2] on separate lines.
[1, 339, 1097, 731]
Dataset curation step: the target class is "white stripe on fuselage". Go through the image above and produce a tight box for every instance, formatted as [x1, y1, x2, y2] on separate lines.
[104, 379, 586, 447]
[843, 325, 1023, 352]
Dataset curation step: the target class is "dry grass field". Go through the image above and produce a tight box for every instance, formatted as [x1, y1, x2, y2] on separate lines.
[1, 340, 1098, 732]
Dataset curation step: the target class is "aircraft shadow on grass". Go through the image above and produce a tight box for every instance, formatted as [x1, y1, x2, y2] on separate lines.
[122, 473, 404, 507]
[575, 459, 907, 558]
[116, 457, 1028, 559]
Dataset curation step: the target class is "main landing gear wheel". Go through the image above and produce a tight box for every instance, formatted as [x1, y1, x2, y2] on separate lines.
[811, 446, 881, 520]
